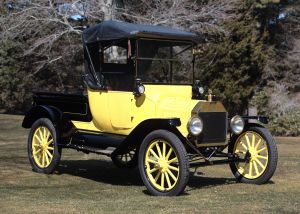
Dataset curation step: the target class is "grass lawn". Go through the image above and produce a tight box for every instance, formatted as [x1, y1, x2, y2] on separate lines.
[0, 114, 299, 213]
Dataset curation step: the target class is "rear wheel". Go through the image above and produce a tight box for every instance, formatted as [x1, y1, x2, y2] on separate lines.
[229, 126, 278, 184]
[111, 148, 138, 168]
[138, 130, 189, 196]
[28, 118, 61, 174]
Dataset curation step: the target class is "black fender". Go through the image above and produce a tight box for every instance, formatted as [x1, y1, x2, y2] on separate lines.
[242, 115, 268, 125]
[113, 118, 184, 155]
[22, 105, 63, 129]
[229, 119, 266, 145]
[244, 122, 265, 129]
[229, 122, 267, 147]
[228, 115, 267, 141]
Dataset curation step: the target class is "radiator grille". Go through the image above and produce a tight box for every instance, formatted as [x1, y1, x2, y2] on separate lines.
[197, 112, 227, 144]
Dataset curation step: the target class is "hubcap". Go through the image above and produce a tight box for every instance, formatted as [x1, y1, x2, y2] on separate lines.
[234, 131, 269, 179]
[32, 126, 54, 168]
[145, 140, 180, 191]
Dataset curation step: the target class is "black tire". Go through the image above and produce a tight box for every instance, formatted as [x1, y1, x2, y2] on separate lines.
[27, 118, 61, 174]
[138, 130, 189, 196]
[229, 126, 278, 184]
[111, 148, 138, 168]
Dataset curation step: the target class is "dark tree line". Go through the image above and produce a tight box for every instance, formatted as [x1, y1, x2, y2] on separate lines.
[0, 0, 299, 135]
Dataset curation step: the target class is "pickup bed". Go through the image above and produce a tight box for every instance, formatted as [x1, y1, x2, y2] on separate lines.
[33, 92, 92, 122]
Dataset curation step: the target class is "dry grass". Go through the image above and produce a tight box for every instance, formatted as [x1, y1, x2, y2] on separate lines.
[0, 114, 299, 214]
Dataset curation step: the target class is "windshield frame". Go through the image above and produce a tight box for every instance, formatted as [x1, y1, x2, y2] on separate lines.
[135, 38, 195, 85]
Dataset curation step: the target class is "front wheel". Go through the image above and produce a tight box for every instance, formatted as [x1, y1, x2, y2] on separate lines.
[138, 130, 189, 196]
[229, 126, 278, 184]
[28, 118, 61, 174]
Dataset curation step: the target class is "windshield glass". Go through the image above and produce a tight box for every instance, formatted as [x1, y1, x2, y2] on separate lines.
[136, 39, 193, 84]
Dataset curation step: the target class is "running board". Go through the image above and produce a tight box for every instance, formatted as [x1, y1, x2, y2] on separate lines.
[63, 144, 116, 156]
[189, 158, 246, 167]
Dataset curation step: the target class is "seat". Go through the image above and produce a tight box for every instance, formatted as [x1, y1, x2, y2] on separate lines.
[102, 63, 134, 92]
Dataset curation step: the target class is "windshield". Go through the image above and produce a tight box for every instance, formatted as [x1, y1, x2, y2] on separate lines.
[136, 39, 194, 84]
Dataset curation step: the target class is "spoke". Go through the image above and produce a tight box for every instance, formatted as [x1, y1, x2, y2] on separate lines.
[245, 134, 251, 149]
[241, 143, 248, 150]
[43, 127, 46, 142]
[149, 167, 159, 174]
[37, 152, 42, 164]
[167, 169, 177, 181]
[238, 162, 248, 174]
[45, 151, 50, 165]
[32, 142, 41, 147]
[257, 147, 267, 153]
[161, 172, 165, 188]
[149, 149, 159, 160]
[46, 138, 53, 146]
[33, 149, 41, 155]
[154, 171, 161, 182]
[253, 161, 259, 176]
[162, 142, 166, 158]
[238, 166, 245, 174]
[38, 128, 43, 143]
[155, 143, 163, 158]
[46, 130, 50, 142]
[167, 157, 178, 164]
[129, 153, 134, 159]
[257, 155, 268, 160]
[45, 149, 53, 159]
[35, 151, 41, 159]
[125, 154, 128, 162]
[42, 152, 45, 168]
[255, 159, 265, 169]
[165, 147, 173, 161]
[165, 172, 171, 188]
[46, 146, 54, 150]
[248, 162, 253, 177]
[251, 133, 256, 148]
[235, 149, 246, 154]
[34, 134, 42, 144]
[168, 165, 179, 172]
[146, 158, 158, 164]
[255, 139, 262, 150]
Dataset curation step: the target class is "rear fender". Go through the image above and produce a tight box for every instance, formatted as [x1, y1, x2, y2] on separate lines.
[22, 105, 63, 129]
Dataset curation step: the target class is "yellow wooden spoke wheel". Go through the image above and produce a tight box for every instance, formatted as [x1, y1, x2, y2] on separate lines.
[229, 127, 278, 184]
[139, 130, 189, 196]
[32, 126, 54, 168]
[28, 118, 61, 174]
[233, 131, 268, 179]
[145, 140, 180, 191]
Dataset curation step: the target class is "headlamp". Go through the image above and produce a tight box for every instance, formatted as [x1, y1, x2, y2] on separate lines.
[230, 115, 244, 135]
[187, 116, 203, 136]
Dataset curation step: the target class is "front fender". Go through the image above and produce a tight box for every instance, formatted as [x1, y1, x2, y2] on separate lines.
[22, 105, 63, 128]
[242, 115, 268, 125]
[113, 118, 183, 154]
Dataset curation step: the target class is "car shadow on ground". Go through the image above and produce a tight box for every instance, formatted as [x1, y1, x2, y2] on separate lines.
[56, 159, 143, 186]
[56, 159, 238, 190]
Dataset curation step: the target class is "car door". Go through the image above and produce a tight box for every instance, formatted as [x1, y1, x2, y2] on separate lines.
[108, 91, 134, 129]
[87, 88, 134, 133]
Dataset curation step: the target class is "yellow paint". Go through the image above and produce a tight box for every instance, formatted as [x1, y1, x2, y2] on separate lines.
[233, 131, 269, 179]
[72, 120, 102, 132]
[72, 85, 201, 137]
[32, 126, 54, 168]
[108, 92, 133, 129]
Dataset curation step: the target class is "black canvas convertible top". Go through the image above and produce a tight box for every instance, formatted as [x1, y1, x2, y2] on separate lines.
[82, 20, 200, 44]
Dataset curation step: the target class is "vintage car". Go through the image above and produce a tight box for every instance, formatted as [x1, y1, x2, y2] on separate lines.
[22, 20, 278, 196]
